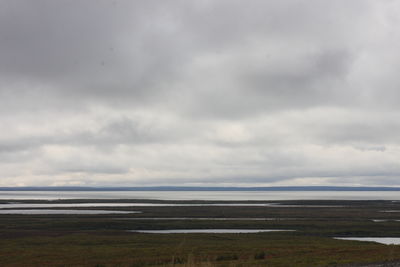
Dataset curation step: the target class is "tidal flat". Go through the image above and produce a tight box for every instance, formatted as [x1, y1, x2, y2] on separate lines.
[1, 199, 400, 266]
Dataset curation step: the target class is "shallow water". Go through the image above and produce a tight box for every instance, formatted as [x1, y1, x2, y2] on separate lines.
[1, 191, 399, 200]
[334, 237, 400, 245]
[372, 219, 400, 222]
[0, 203, 341, 208]
[0, 203, 277, 208]
[116, 217, 302, 221]
[381, 210, 400, 212]
[130, 229, 293, 234]
[0, 209, 140, 214]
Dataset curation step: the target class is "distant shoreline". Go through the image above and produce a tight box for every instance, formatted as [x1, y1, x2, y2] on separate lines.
[1, 186, 400, 191]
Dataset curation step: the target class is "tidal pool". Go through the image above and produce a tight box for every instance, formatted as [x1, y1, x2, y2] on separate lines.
[0, 203, 342, 209]
[381, 210, 400, 212]
[117, 217, 302, 221]
[129, 229, 293, 234]
[335, 237, 400, 245]
[371, 219, 400, 222]
[0, 203, 277, 208]
[0, 209, 141, 214]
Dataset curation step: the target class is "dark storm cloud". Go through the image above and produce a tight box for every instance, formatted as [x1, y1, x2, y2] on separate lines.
[1, 0, 400, 186]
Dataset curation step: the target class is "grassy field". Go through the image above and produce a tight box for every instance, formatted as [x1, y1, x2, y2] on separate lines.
[1, 200, 400, 266]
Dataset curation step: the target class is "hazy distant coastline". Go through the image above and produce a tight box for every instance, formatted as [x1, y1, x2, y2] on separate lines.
[1, 186, 400, 191]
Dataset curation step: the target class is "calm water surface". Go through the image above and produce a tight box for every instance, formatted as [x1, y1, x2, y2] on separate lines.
[0, 203, 277, 208]
[116, 217, 303, 221]
[130, 229, 293, 234]
[0, 203, 343, 208]
[335, 237, 400, 245]
[0, 209, 140, 214]
[0, 191, 399, 200]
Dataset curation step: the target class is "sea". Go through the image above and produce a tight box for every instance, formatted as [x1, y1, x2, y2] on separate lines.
[0, 191, 399, 200]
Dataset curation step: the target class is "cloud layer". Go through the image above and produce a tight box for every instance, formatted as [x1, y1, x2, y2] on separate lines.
[1, 0, 400, 186]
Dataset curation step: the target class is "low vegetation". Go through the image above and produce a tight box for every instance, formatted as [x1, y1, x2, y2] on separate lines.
[0, 200, 400, 266]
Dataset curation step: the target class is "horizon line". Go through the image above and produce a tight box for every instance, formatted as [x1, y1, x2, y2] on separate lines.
[1, 185, 400, 191]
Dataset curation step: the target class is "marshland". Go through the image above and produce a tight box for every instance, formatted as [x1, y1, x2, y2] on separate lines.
[1, 198, 400, 266]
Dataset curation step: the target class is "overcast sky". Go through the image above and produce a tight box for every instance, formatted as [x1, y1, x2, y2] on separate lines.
[1, 0, 400, 187]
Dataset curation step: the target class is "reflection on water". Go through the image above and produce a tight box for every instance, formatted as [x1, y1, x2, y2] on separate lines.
[381, 210, 400, 212]
[0, 203, 277, 208]
[0, 191, 399, 200]
[130, 229, 293, 234]
[335, 237, 400, 245]
[0, 203, 342, 208]
[0, 209, 141, 214]
[116, 217, 302, 221]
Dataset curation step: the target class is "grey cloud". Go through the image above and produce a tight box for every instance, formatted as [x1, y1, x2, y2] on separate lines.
[0, 1, 188, 106]
[296, 111, 400, 146]
[238, 50, 353, 109]
[1, 0, 400, 186]
[0, 115, 181, 156]
[0, 0, 366, 111]
[58, 164, 129, 175]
